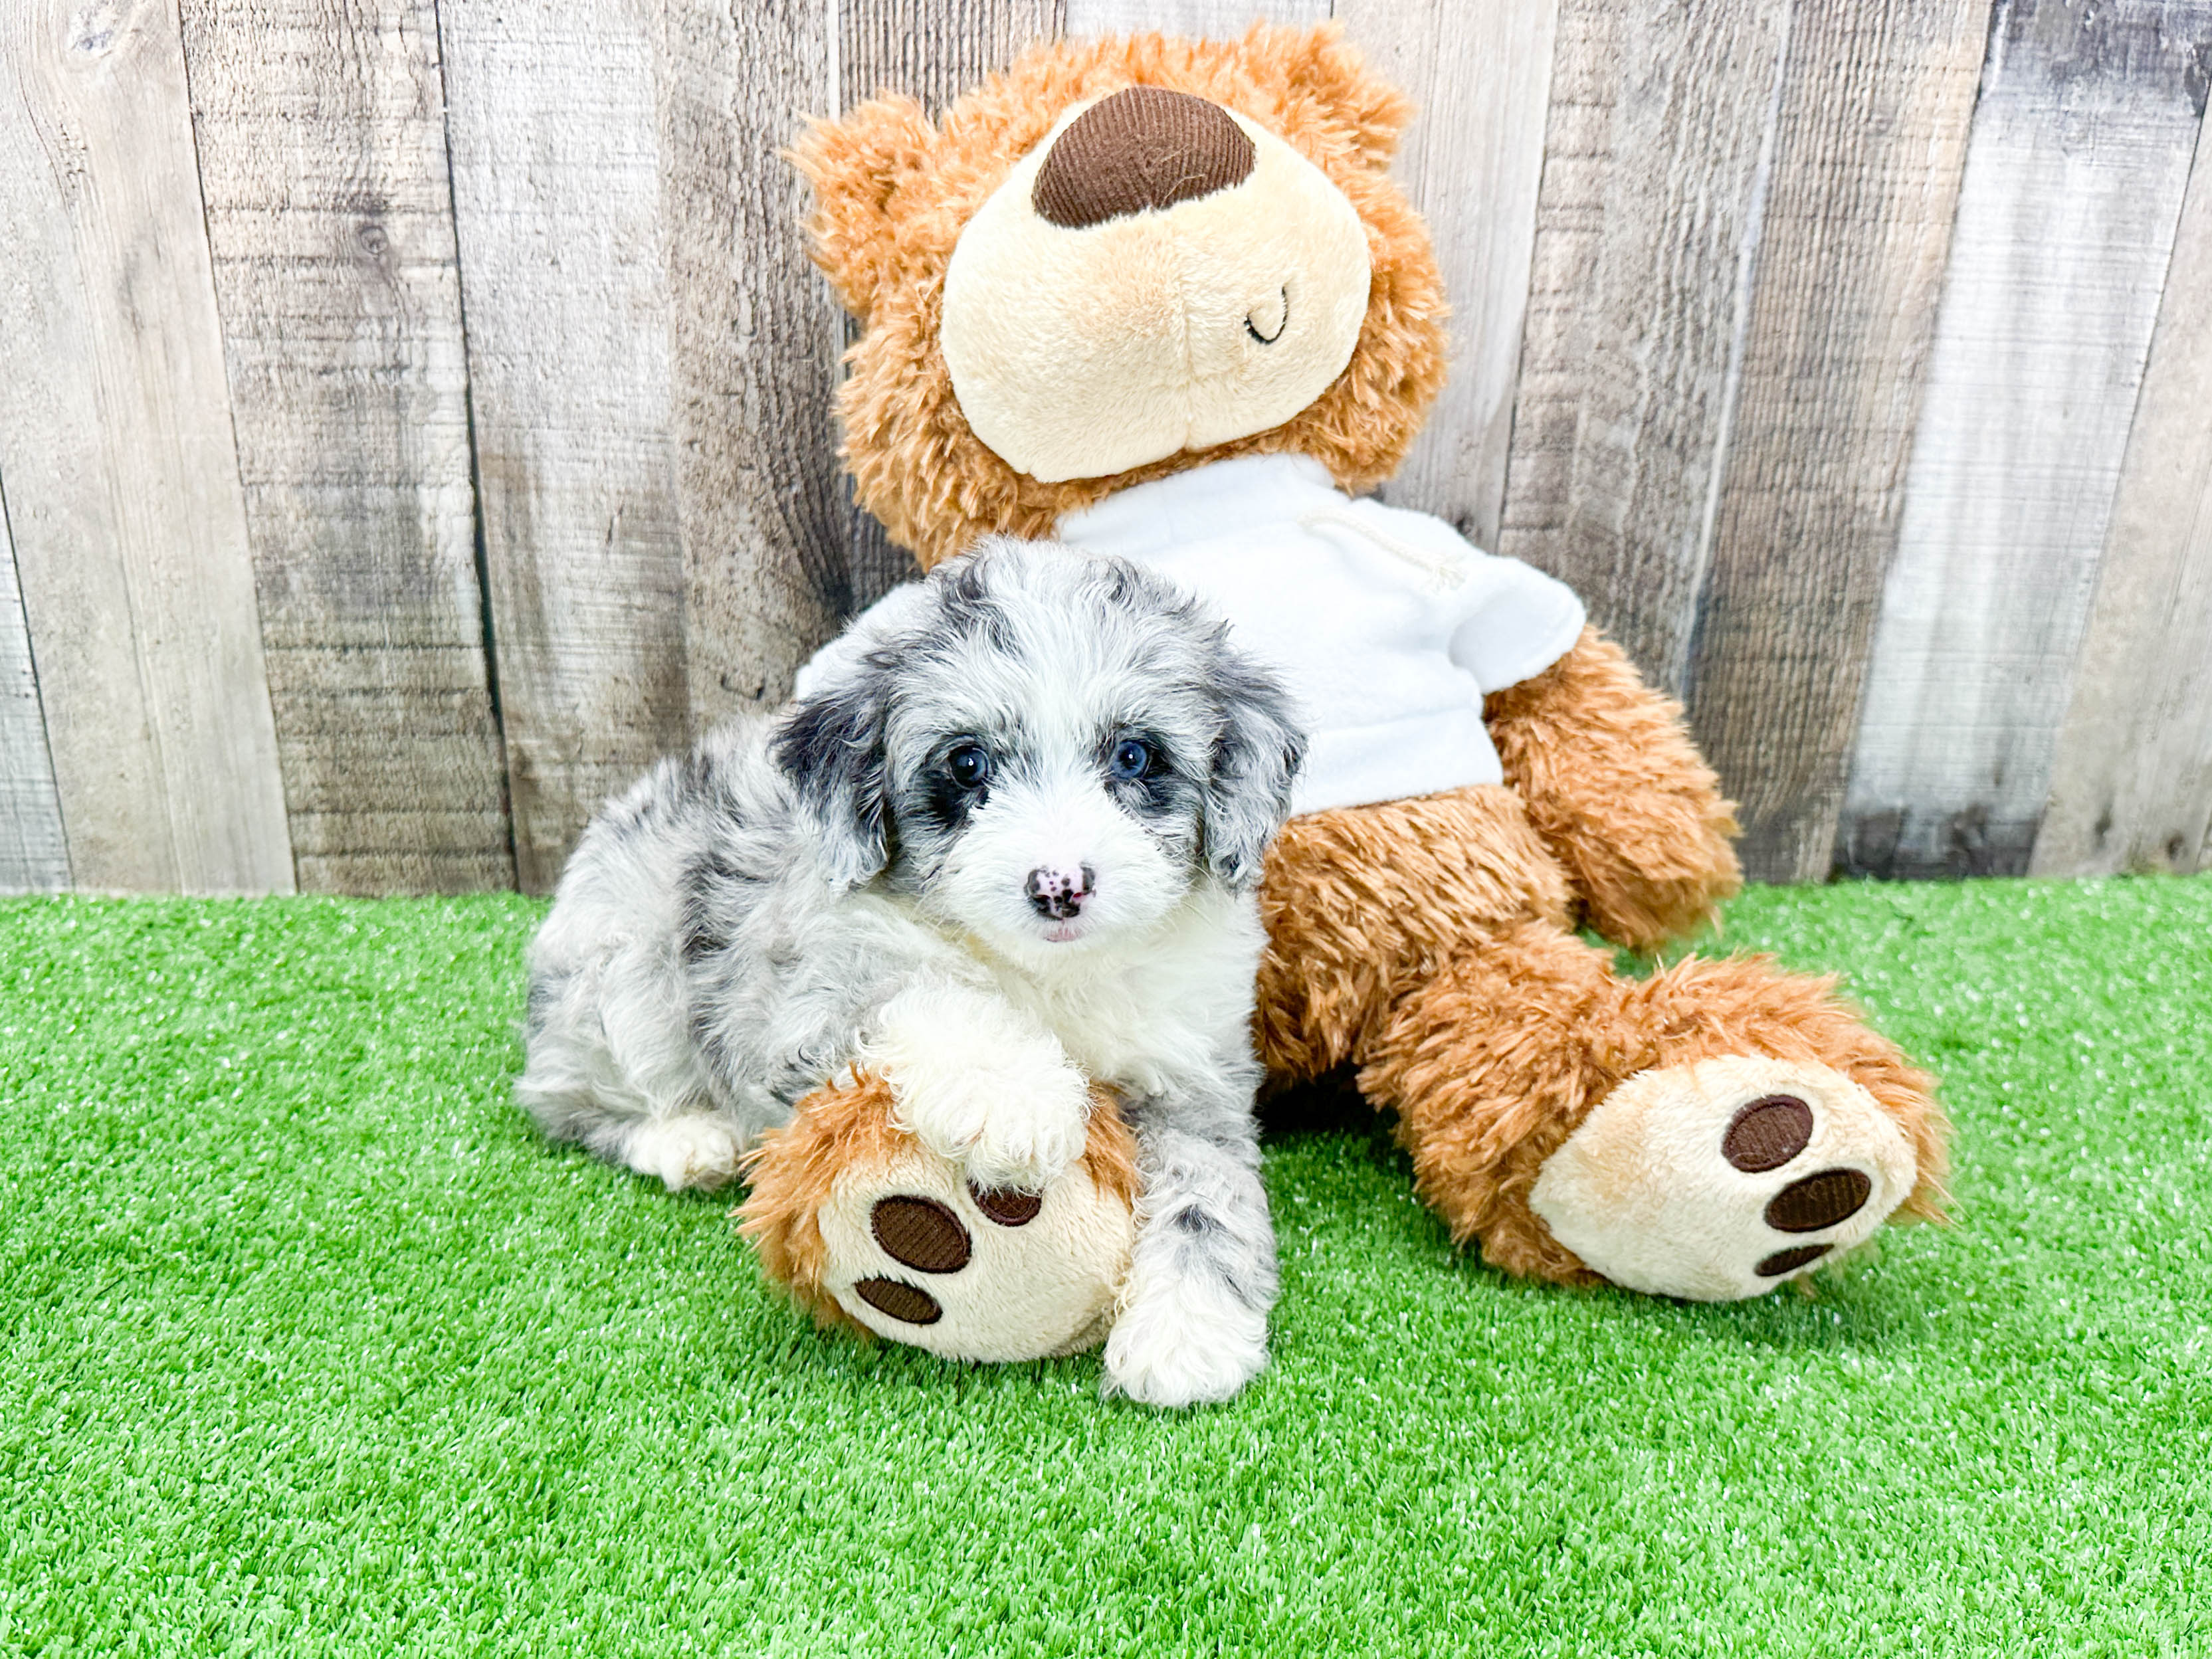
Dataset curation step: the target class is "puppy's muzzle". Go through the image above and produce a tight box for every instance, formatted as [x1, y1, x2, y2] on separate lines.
[1025, 863, 1096, 921]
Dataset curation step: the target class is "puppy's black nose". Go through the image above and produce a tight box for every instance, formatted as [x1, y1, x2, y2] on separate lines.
[1033, 86, 1256, 229]
[1026, 863, 1096, 920]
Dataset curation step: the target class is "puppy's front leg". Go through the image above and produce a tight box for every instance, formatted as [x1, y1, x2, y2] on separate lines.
[1104, 1093, 1278, 1409]
[860, 981, 1093, 1191]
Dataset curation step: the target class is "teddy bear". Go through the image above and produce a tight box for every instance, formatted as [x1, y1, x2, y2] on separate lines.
[738, 23, 1948, 1389]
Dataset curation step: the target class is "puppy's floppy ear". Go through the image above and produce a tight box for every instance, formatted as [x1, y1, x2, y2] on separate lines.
[1201, 641, 1306, 892]
[773, 656, 894, 888]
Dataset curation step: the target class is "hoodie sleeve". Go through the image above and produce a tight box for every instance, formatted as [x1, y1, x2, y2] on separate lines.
[1340, 496, 1588, 694]
[1447, 553, 1588, 694]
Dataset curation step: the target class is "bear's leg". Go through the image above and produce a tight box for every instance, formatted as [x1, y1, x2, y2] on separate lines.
[738, 1073, 1140, 1360]
[1357, 922, 1947, 1300]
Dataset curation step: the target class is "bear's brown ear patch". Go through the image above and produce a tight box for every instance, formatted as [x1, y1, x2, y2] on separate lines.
[792, 94, 937, 322]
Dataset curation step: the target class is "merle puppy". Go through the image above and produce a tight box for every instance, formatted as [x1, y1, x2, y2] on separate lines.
[518, 539, 1303, 1405]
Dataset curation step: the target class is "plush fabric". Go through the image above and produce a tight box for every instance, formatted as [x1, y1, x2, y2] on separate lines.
[740, 1074, 1140, 1350]
[942, 102, 1372, 482]
[792, 23, 1450, 568]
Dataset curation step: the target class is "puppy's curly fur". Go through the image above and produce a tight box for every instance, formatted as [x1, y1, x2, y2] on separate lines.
[519, 538, 1303, 1399]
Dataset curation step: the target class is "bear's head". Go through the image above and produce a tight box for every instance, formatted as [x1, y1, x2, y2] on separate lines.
[797, 23, 1449, 569]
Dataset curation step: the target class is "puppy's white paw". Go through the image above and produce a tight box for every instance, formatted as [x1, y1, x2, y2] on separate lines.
[866, 987, 1092, 1189]
[623, 1115, 744, 1192]
[1103, 1276, 1268, 1409]
[898, 1061, 1092, 1191]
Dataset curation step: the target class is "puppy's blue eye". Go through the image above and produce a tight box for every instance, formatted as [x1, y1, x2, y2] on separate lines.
[948, 745, 991, 790]
[1108, 739, 1152, 780]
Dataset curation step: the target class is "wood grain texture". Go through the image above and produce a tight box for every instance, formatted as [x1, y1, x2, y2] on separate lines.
[1680, 0, 1989, 883]
[0, 0, 294, 893]
[1338, 0, 1558, 554]
[1062, 1, 1328, 37]
[1494, 0, 1795, 696]
[0, 479, 70, 892]
[659, 0, 852, 726]
[438, 0, 687, 892]
[841, 0, 1064, 106]
[1840, 0, 2212, 880]
[2033, 116, 2212, 877]
[179, 0, 512, 896]
[837, 0, 1066, 605]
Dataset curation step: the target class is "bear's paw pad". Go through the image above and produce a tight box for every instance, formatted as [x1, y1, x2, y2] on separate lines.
[813, 1145, 1136, 1362]
[1529, 1057, 1914, 1302]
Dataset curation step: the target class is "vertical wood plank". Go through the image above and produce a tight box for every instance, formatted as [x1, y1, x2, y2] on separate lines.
[0, 0, 294, 893]
[1338, 0, 1558, 554]
[1839, 0, 2212, 880]
[1494, 0, 1795, 696]
[841, 0, 1064, 105]
[179, 0, 513, 896]
[2033, 115, 2212, 878]
[1062, 1, 1329, 37]
[438, 0, 688, 892]
[1680, 0, 1989, 882]
[837, 0, 1066, 607]
[659, 0, 854, 730]
[0, 478, 70, 892]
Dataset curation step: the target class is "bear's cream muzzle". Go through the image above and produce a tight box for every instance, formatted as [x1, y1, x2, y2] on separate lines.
[940, 88, 1373, 484]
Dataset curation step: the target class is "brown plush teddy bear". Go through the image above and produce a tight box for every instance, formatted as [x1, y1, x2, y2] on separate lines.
[740, 23, 1947, 1380]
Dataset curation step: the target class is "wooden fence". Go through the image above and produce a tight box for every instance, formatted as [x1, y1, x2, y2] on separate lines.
[3, 0, 2209, 897]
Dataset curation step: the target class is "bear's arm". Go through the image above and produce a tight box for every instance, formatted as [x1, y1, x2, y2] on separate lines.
[1482, 627, 1742, 953]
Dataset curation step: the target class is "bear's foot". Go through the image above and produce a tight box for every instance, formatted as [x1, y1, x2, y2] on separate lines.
[1357, 922, 1948, 1296]
[740, 1072, 1139, 1362]
[1527, 1055, 1918, 1301]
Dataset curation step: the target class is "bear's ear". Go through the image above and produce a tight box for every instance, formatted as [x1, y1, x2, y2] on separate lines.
[1267, 21, 1416, 172]
[791, 95, 936, 324]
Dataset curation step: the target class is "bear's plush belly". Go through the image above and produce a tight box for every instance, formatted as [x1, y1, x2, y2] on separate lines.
[1251, 783, 1575, 1080]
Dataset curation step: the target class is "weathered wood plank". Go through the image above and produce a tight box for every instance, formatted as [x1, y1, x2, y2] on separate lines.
[1839, 0, 2211, 880]
[438, 0, 688, 892]
[0, 478, 70, 892]
[1338, 0, 1558, 555]
[837, 0, 1066, 605]
[659, 0, 855, 728]
[1680, 0, 1990, 882]
[0, 0, 294, 893]
[842, 0, 1064, 106]
[178, 0, 512, 896]
[1062, 1, 1328, 37]
[2033, 115, 2212, 878]
[1494, 0, 1795, 696]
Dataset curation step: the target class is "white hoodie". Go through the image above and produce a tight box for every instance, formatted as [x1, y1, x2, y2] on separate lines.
[1056, 454, 1584, 817]
[800, 453, 1586, 819]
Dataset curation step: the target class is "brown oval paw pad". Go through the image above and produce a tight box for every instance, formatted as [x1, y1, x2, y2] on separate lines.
[968, 1183, 1042, 1228]
[1755, 1243, 1832, 1278]
[854, 1277, 942, 1325]
[870, 1195, 971, 1273]
[1763, 1167, 1872, 1233]
[1722, 1095, 1814, 1172]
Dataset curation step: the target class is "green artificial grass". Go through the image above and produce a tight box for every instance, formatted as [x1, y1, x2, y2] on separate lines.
[2, 878, 2208, 1656]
